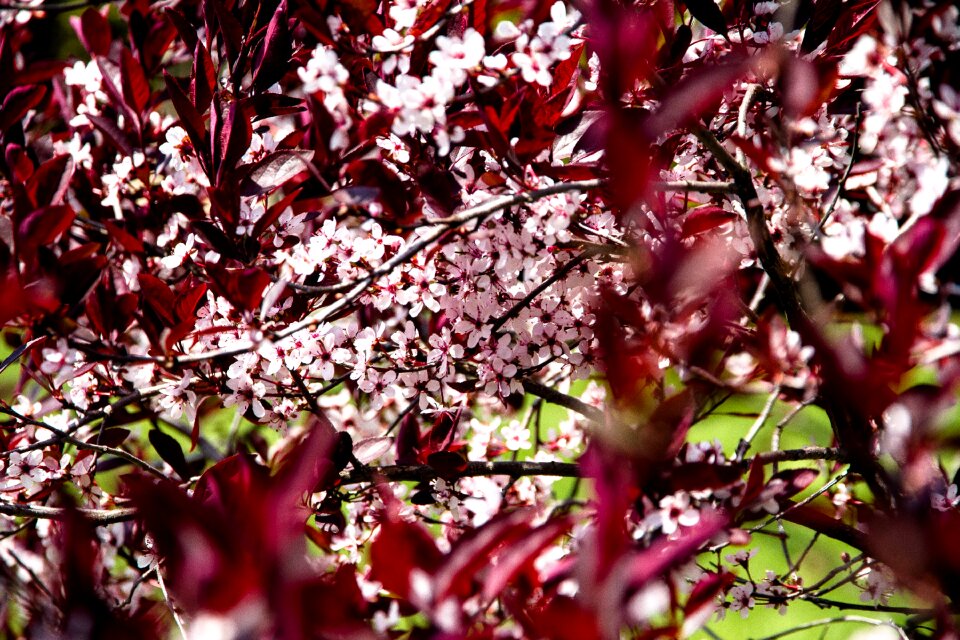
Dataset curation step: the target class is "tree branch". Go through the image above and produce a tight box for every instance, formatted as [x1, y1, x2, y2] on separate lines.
[0, 447, 844, 525]
[0, 501, 137, 525]
[750, 615, 910, 640]
[340, 459, 579, 484]
[653, 180, 736, 194]
[520, 378, 604, 423]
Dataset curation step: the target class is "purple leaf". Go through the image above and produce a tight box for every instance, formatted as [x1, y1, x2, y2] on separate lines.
[481, 516, 573, 602]
[191, 40, 216, 114]
[72, 7, 111, 57]
[215, 100, 252, 184]
[434, 508, 534, 602]
[95, 57, 141, 136]
[87, 113, 135, 156]
[238, 149, 315, 197]
[120, 48, 150, 115]
[148, 428, 191, 481]
[801, 0, 844, 53]
[163, 71, 210, 173]
[643, 58, 749, 139]
[25, 154, 73, 208]
[684, 0, 728, 35]
[626, 509, 727, 589]
[17, 205, 75, 263]
[0, 85, 46, 133]
[252, 0, 292, 91]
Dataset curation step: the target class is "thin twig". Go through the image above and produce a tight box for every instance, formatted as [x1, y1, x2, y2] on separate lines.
[735, 384, 782, 461]
[737, 84, 760, 167]
[1, 387, 163, 459]
[752, 447, 843, 466]
[0, 407, 167, 480]
[489, 249, 596, 333]
[654, 180, 736, 194]
[803, 553, 866, 594]
[750, 470, 849, 533]
[155, 563, 188, 640]
[815, 103, 864, 237]
[750, 615, 909, 640]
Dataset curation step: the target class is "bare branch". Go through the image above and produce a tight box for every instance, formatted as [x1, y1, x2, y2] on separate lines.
[340, 459, 579, 484]
[751, 615, 910, 640]
[520, 378, 604, 423]
[0, 501, 137, 525]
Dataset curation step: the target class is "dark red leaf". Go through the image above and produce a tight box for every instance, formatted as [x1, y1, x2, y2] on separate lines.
[95, 57, 141, 137]
[8, 60, 69, 88]
[174, 279, 208, 322]
[209, 0, 244, 65]
[252, 1, 292, 91]
[191, 40, 216, 114]
[215, 100, 252, 183]
[425, 450, 468, 479]
[120, 48, 150, 115]
[25, 154, 73, 209]
[425, 406, 462, 453]
[668, 462, 744, 493]
[681, 205, 737, 237]
[396, 412, 421, 465]
[87, 113, 135, 156]
[779, 57, 825, 119]
[148, 428, 191, 480]
[369, 515, 442, 599]
[138, 273, 178, 326]
[0, 85, 47, 134]
[740, 455, 766, 510]
[644, 58, 749, 140]
[238, 149, 314, 197]
[801, 0, 844, 53]
[481, 516, 573, 602]
[163, 72, 210, 173]
[684, 571, 735, 618]
[193, 453, 268, 511]
[627, 509, 728, 589]
[242, 93, 307, 122]
[823, 0, 880, 57]
[103, 221, 145, 254]
[204, 264, 271, 312]
[73, 7, 111, 56]
[17, 205, 75, 263]
[684, 0, 728, 35]
[434, 509, 534, 602]
[522, 595, 600, 640]
[664, 23, 693, 67]
[164, 8, 199, 52]
[409, 0, 452, 36]
[132, 9, 179, 74]
[87, 428, 131, 449]
[782, 502, 868, 550]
